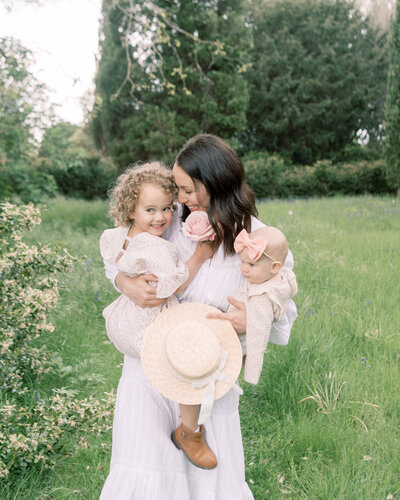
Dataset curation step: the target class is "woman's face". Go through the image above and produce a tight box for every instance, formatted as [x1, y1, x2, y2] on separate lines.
[172, 163, 210, 212]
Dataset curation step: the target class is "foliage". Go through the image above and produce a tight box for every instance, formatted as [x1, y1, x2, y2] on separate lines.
[384, 1, 400, 197]
[243, 156, 390, 198]
[329, 142, 383, 163]
[243, 0, 388, 164]
[0, 36, 57, 203]
[0, 202, 115, 480]
[0, 202, 73, 396]
[38, 122, 118, 199]
[0, 391, 114, 480]
[243, 152, 286, 198]
[93, 0, 251, 167]
[0, 37, 41, 160]
[0, 161, 58, 203]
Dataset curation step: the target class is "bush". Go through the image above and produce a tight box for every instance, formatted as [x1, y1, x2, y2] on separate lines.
[0, 162, 58, 203]
[0, 202, 115, 480]
[243, 152, 287, 198]
[284, 160, 389, 196]
[39, 154, 117, 200]
[243, 155, 390, 198]
[329, 143, 382, 163]
[38, 122, 118, 199]
[60, 155, 115, 199]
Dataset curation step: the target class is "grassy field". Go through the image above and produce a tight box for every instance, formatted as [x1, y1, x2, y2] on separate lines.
[4, 195, 400, 499]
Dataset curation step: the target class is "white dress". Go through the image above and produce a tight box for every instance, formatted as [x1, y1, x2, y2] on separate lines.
[100, 207, 297, 500]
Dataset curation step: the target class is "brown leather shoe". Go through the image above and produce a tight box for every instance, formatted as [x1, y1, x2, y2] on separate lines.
[171, 422, 218, 470]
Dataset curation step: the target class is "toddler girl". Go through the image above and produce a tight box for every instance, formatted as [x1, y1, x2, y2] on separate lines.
[230, 226, 298, 384]
[99, 162, 216, 468]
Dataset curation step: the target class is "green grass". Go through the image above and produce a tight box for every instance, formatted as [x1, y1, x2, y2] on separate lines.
[3, 195, 400, 499]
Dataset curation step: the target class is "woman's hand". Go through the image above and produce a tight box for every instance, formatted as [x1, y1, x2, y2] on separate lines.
[194, 241, 215, 261]
[115, 273, 165, 307]
[205, 296, 247, 334]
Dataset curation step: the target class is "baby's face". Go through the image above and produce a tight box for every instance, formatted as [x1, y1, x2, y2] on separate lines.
[239, 248, 277, 284]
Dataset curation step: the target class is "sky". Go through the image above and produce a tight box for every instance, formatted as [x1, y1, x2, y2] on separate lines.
[0, 0, 102, 125]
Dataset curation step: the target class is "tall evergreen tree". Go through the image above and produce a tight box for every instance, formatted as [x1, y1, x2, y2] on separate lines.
[385, 1, 400, 198]
[93, 0, 251, 167]
[244, 0, 388, 164]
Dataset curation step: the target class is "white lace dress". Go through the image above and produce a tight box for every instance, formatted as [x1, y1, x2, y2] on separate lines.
[100, 207, 297, 500]
[100, 230, 188, 357]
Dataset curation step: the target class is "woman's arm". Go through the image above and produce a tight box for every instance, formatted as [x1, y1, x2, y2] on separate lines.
[104, 254, 164, 306]
[103, 241, 214, 307]
[115, 273, 165, 307]
[174, 242, 215, 295]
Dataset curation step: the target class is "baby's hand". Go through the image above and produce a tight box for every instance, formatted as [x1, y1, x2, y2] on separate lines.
[195, 241, 215, 261]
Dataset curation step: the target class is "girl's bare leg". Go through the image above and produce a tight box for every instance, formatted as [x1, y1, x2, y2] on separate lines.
[179, 403, 200, 430]
[172, 403, 217, 469]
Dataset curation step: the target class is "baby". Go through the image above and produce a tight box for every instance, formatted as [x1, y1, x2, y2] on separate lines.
[230, 226, 298, 384]
[172, 226, 297, 467]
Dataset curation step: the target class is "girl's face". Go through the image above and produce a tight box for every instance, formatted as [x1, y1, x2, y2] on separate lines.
[172, 163, 210, 212]
[130, 183, 174, 237]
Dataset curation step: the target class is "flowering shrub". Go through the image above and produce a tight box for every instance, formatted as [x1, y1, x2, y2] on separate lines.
[0, 202, 115, 480]
[0, 390, 114, 479]
[0, 202, 74, 394]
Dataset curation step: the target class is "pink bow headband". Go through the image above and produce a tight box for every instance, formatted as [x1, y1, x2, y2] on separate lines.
[234, 229, 275, 262]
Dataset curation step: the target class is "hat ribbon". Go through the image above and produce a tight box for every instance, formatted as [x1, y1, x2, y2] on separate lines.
[234, 229, 267, 261]
[161, 347, 243, 425]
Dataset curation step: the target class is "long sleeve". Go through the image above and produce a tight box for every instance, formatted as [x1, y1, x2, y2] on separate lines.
[269, 248, 297, 345]
[244, 294, 274, 385]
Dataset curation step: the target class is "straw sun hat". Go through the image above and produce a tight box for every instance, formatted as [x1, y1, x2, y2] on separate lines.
[141, 302, 243, 425]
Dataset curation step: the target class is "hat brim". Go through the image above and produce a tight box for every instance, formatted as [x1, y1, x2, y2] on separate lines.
[141, 302, 243, 405]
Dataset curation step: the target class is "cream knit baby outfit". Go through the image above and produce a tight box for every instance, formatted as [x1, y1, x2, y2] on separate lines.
[230, 266, 297, 385]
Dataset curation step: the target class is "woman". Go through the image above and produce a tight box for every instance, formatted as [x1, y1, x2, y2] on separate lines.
[100, 134, 297, 499]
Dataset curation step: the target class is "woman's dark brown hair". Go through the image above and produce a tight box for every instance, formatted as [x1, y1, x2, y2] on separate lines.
[175, 134, 257, 256]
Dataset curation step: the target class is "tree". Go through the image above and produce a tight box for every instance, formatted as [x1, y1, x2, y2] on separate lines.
[92, 0, 251, 168]
[243, 0, 388, 164]
[0, 37, 42, 162]
[0, 36, 56, 201]
[385, 1, 400, 198]
[39, 121, 117, 199]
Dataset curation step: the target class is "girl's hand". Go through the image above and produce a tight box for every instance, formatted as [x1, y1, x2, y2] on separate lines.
[115, 273, 165, 307]
[205, 296, 247, 334]
[194, 241, 215, 261]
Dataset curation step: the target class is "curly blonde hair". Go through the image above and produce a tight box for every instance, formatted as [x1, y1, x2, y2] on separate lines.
[109, 161, 177, 227]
